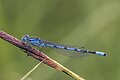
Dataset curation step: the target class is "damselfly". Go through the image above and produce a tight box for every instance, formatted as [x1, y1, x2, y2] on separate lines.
[22, 35, 107, 57]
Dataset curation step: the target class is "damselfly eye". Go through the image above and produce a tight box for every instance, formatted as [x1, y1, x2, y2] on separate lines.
[22, 35, 30, 42]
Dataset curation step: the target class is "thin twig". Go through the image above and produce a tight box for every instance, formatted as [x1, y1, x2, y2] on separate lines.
[20, 58, 46, 80]
[0, 30, 85, 80]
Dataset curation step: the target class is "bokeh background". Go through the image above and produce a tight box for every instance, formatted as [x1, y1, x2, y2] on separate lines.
[0, 0, 120, 80]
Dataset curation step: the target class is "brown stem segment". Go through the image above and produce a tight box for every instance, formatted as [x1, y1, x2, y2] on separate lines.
[0, 30, 85, 80]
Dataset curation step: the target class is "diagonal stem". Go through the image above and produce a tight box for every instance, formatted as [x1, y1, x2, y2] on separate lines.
[0, 30, 85, 80]
[20, 58, 46, 80]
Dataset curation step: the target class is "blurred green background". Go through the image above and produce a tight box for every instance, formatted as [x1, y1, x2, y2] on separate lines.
[0, 0, 120, 80]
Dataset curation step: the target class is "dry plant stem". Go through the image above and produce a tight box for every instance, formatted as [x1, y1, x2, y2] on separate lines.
[20, 58, 46, 80]
[0, 30, 85, 80]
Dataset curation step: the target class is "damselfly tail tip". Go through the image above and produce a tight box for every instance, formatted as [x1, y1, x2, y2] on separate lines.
[96, 51, 107, 56]
[103, 53, 107, 56]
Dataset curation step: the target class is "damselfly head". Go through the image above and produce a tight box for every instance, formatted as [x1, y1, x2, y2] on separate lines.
[22, 34, 30, 42]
